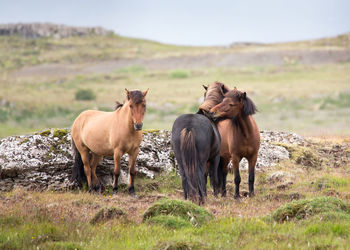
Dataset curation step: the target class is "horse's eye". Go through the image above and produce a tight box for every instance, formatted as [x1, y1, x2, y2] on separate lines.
[143, 104, 146, 108]
[229, 104, 234, 107]
[130, 105, 133, 109]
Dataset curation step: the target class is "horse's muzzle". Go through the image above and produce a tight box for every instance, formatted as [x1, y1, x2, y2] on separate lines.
[134, 122, 143, 131]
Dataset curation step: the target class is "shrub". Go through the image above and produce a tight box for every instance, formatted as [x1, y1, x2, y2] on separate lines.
[75, 89, 96, 101]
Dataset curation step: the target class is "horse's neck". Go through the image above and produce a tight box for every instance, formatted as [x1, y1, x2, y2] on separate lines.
[236, 114, 254, 138]
[115, 100, 133, 131]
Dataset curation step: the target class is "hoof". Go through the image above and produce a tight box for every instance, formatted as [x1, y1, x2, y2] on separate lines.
[234, 194, 241, 200]
[113, 187, 118, 195]
[221, 191, 227, 197]
[94, 184, 101, 193]
[128, 186, 138, 198]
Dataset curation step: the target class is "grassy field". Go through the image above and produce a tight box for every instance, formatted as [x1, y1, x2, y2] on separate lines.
[1, 137, 350, 249]
[0, 33, 350, 137]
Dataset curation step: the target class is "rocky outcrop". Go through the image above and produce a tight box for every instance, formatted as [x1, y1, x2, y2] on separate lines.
[0, 129, 305, 192]
[0, 23, 112, 39]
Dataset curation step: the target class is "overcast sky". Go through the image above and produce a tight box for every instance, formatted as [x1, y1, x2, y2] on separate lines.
[1, 0, 350, 46]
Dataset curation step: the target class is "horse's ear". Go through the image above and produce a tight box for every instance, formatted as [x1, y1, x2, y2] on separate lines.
[143, 88, 149, 97]
[242, 92, 247, 99]
[202, 85, 208, 90]
[221, 85, 228, 95]
[125, 88, 130, 100]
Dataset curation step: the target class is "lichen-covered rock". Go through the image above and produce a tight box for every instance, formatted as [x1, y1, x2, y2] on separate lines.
[0, 129, 305, 192]
[0, 129, 174, 191]
[0, 23, 111, 39]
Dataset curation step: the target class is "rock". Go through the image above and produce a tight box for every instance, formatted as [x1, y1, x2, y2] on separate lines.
[0, 129, 174, 191]
[0, 23, 112, 39]
[0, 129, 305, 192]
[267, 171, 295, 183]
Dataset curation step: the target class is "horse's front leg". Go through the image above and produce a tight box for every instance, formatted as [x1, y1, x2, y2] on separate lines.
[112, 150, 123, 195]
[232, 155, 241, 199]
[128, 149, 139, 197]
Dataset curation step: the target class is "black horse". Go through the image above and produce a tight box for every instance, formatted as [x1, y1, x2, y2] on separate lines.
[171, 114, 221, 204]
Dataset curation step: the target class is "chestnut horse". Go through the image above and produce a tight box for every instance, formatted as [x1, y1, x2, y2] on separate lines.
[198, 82, 260, 198]
[71, 89, 148, 196]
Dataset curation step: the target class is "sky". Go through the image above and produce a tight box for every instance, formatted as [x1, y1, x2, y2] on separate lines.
[1, 0, 350, 46]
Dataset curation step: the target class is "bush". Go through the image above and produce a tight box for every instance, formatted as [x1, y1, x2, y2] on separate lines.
[143, 198, 213, 227]
[272, 197, 350, 222]
[75, 89, 96, 101]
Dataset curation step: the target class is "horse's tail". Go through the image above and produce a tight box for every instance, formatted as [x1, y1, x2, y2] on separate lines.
[71, 138, 86, 186]
[180, 128, 206, 204]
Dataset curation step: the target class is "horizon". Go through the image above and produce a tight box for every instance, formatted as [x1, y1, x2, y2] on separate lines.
[1, 0, 350, 46]
[1, 21, 349, 46]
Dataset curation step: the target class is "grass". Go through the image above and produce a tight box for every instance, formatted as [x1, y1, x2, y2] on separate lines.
[1, 136, 350, 249]
[272, 196, 350, 222]
[143, 198, 214, 226]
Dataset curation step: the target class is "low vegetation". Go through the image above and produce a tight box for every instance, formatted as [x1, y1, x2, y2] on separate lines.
[0, 138, 349, 249]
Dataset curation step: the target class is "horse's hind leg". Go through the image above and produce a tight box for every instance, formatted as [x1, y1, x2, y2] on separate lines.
[209, 154, 220, 197]
[90, 153, 103, 192]
[79, 148, 93, 192]
[231, 155, 241, 199]
[127, 149, 139, 197]
[248, 154, 258, 197]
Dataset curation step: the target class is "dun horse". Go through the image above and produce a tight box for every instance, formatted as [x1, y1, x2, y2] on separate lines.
[71, 89, 148, 196]
[199, 82, 260, 198]
[171, 114, 221, 204]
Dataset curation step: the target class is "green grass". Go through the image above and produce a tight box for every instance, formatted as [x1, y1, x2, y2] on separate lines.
[2, 209, 350, 249]
[143, 198, 214, 226]
[272, 196, 350, 222]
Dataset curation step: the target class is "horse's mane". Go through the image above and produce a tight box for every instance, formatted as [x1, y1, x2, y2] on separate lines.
[225, 90, 258, 116]
[128, 90, 144, 104]
[198, 81, 230, 113]
[115, 101, 123, 110]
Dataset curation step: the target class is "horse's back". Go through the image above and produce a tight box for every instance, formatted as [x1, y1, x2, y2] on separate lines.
[72, 110, 115, 155]
[172, 114, 220, 158]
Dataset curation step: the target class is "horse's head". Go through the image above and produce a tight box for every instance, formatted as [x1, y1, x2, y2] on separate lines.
[210, 88, 257, 119]
[125, 88, 148, 131]
[198, 81, 230, 114]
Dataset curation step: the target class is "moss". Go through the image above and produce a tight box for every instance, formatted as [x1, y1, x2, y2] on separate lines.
[20, 138, 30, 144]
[142, 129, 161, 135]
[39, 129, 51, 137]
[90, 207, 126, 225]
[274, 143, 323, 169]
[143, 198, 214, 227]
[272, 196, 350, 222]
[53, 128, 68, 139]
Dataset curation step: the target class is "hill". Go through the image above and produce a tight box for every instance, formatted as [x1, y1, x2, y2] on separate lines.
[0, 23, 349, 137]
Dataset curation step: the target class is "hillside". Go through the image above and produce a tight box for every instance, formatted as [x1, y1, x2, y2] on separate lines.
[0, 23, 350, 137]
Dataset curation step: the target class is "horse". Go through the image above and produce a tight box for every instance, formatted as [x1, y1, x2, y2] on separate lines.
[71, 88, 148, 196]
[171, 114, 221, 204]
[198, 82, 260, 199]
